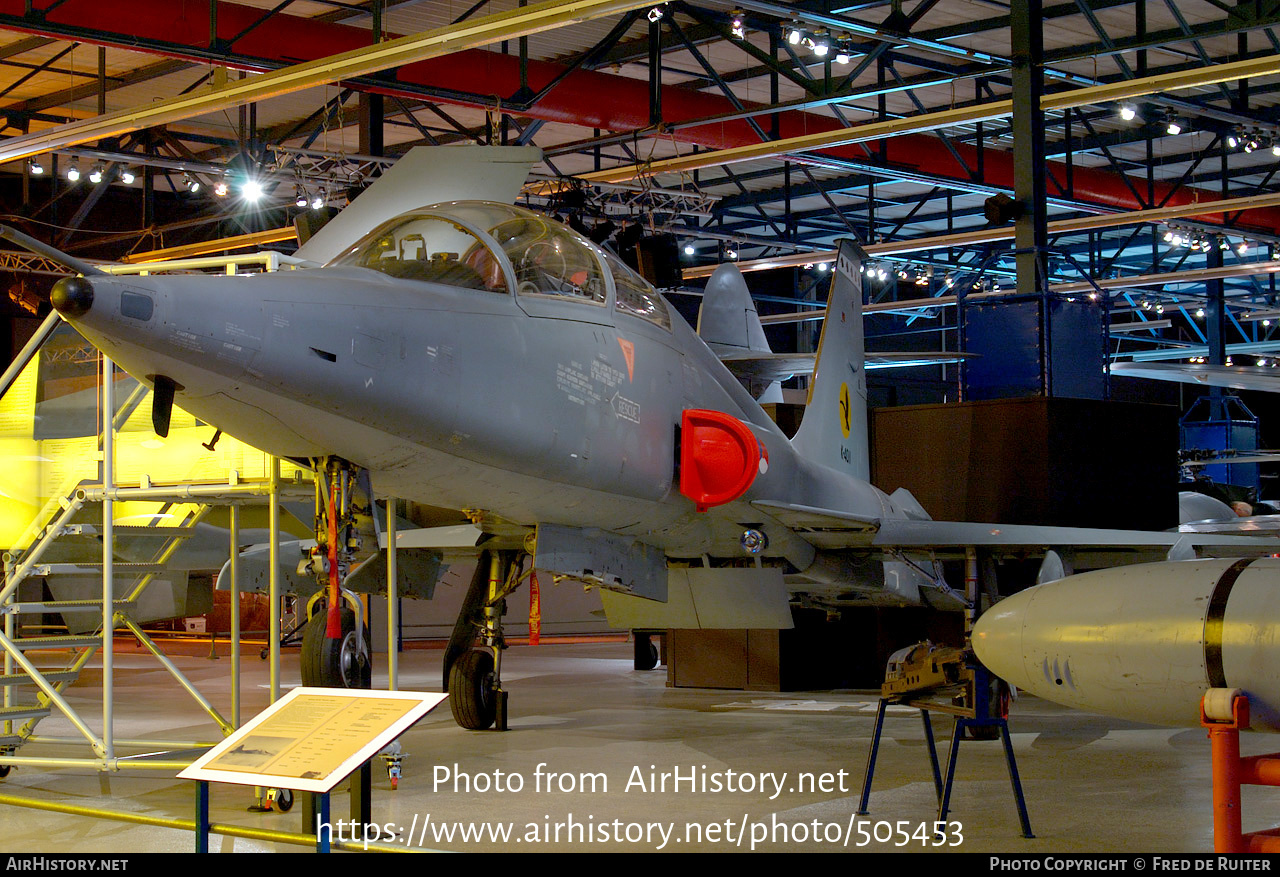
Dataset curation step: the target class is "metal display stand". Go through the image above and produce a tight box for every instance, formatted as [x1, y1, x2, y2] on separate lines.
[858, 663, 1034, 838]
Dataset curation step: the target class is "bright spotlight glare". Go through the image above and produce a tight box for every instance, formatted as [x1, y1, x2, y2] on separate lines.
[242, 180, 264, 201]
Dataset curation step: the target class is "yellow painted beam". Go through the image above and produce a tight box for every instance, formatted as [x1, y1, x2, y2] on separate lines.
[120, 227, 298, 263]
[0, 0, 655, 163]
[583, 54, 1280, 186]
[682, 190, 1280, 279]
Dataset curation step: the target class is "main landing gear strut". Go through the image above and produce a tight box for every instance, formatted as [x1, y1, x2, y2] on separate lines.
[442, 547, 528, 730]
[300, 457, 371, 689]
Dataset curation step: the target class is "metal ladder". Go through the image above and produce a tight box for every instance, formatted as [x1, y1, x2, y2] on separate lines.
[0, 487, 210, 762]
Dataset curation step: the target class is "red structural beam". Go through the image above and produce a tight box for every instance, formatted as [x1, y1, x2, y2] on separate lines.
[3, 0, 1280, 234]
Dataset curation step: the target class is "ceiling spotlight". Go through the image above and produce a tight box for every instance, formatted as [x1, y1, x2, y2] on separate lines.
[1239, 240, 1250, 255]
[1229, 133, 1241, 149]
[1119, 103, 1137, 122]
[88, 165, 104, 184]
[311, 189, 325, 210]
[726, 247, 738, 260]
[787, 23, 803, 45]
[1166, 119, 1182, 136]
[647, 4, 664, 23]
[66, 162, 80, 182]
[242, 179, 263, 201]
[729, 8, 745, 39]
[120, 168, 135, 185]
[684, 244, 695, 256]
[183, 174, 200, 193]
[295, 187, 308, 208]
[213, 181, 228, 197]
[811, 28, 830, 56]
[818, 262, 829, 272]
[27, 158, 43, 176]
[1196, 308, 1206, 318]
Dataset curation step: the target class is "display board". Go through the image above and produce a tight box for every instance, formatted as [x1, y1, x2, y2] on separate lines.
[179, 687, 447, 793]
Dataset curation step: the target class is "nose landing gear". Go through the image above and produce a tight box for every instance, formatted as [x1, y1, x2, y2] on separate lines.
[299, 458, 372, 690]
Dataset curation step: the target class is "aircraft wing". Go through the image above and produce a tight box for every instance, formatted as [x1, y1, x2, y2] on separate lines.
[754, 501, 1277, 560]
[1112, 361, 1280, 392]
[1179, 515, 1280, 535]
[750, 501, 879, 549]
[865, 351, 975, 370]
[870, 519, 1269, 551]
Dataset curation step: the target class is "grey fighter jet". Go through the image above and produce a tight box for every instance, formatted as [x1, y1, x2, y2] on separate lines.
[21, 173, 1272, 731]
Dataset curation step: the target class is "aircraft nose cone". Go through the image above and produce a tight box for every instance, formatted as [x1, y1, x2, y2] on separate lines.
[51, 276, 94, 317]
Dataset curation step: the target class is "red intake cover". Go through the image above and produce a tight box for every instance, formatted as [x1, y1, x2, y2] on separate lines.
[679, 409, 767, 512]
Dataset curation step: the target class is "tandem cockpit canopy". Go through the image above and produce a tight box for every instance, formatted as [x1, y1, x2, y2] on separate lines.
[328, 200, 609, 304]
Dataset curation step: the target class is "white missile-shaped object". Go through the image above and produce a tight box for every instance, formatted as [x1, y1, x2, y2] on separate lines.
[972, 557, 1280, 731]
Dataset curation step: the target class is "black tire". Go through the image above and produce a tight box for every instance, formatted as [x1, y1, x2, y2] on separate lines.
[0, 765, 11, 779]
[274, 788, 294, 812]
[449, 649, 497, 730]
[301, 606, 369, 688]
[634, 634, 659, 671]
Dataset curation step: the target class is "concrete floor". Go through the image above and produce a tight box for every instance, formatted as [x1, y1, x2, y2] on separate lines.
[0, 637, 1276, 854]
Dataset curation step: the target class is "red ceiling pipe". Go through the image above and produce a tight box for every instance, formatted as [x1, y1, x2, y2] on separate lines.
[4, 0, 1278, 234]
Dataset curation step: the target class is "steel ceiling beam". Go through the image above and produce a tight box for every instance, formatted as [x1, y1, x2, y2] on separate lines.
[0, 0, 654, 163]
[683, 190, 1280, 278]
[580, 54, 1280, 187]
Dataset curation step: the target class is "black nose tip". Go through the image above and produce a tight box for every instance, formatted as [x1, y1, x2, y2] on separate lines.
[51, 276, 94, 317]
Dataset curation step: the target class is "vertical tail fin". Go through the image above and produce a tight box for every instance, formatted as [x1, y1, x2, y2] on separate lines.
[698, 262, 782, 401]
[790, 240, 869, 480]
[697, 262, 772, 353]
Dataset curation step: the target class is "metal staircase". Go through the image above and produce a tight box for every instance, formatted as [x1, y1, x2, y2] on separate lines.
[0, 488, 215, 762]
[0, 254, 310, 773]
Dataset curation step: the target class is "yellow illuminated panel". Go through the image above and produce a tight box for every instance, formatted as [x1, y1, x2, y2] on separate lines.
[0, 327, 308, 550]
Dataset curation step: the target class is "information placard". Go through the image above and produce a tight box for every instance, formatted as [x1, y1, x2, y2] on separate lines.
[179, 687, 447, 793]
